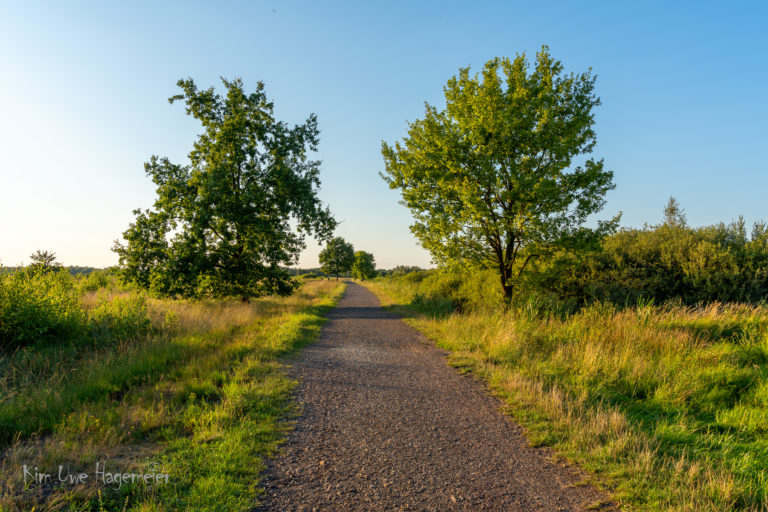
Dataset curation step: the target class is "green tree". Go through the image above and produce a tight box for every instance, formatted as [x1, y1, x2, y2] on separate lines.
[381, 47, 618, 300]
[113, 78, 336, 301]
[663, 196, 687, 227]
[29, 250, 62, 273]
[351, 251, 376, 280]
[319, 237, 354, 280]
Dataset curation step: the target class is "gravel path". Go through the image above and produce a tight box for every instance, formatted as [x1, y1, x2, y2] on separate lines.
[256, 282, 615, 511]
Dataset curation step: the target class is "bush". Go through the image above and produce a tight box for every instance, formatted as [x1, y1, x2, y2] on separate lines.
[380, 269, 502, 315]
[300, 273, 318, 279]
[0, 269, 86, 351]
[536, 218, 768, 306]
[0, 268, 152, 352]
[79, 269, 112, 293]
[88, 294, 151, 344]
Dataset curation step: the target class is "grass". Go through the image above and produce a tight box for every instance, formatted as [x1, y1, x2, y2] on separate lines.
[363, 277, 768, 512]
[0, 279, 345, 511]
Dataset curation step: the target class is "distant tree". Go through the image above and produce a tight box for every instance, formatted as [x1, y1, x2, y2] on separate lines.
[319, 237, 354, 280]
[389, 265, 423, 276]
[29, 250, 62, 273]
[113, 77, 336, 301]
[66, 266, 99, 276]
[663, 196, 687, 227]
[381, 47, 618, 300]
[351, 251, 376, 280]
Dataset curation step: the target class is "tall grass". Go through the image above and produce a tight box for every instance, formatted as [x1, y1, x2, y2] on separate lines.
[365, 276, 768, 512]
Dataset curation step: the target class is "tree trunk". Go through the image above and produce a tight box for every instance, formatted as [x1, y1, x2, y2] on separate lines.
[499, 263, 514, 302]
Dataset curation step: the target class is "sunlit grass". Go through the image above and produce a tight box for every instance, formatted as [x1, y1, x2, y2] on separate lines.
[0, 279, 345, 511]
[364, 278, 768, 512]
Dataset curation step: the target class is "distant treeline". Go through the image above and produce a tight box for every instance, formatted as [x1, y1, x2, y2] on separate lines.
[1, 266, 102, 276]
[290, 265, 424, 278]
[2, 265, 425, 280]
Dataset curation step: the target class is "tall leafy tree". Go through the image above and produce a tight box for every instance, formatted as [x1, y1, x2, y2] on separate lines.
[381, 47, 618, 300]
[319, 237, 354, 281]
[114, 78, 336, 301]
[351, 251, 376, 280]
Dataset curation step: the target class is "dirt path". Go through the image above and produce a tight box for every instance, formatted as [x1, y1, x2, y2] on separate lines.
[256, 282, 614, 511]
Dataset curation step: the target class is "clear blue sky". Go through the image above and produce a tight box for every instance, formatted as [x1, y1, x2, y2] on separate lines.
[1, 1, 766, 269]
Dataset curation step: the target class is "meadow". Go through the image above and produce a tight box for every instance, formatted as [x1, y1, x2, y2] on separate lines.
[0, 268, 344, 511]
[364, 271, 768, 511]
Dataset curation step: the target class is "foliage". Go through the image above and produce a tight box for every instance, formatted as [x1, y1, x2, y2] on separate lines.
[89, 294, 151, 344]
[378, 265, 424, 277]
[318, 236, 354, 279]
[28, 249, 62, 273]
[78, 268, 113, 293]
[0, 266, 154, 352]
[663, 196, 687, 227]
[381, 47, 617, 299]
[113, 77, 336, 301]
[0, 267, 85, 351]
[67, 265, 100, 276]
[351, 250, 376, 280]
[536, 200, 768, 306]
[377, 212, 768, 314]
[373, 269, 501, 315]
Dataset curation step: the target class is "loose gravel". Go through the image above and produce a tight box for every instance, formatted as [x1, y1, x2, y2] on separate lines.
[256, 282, 615, 511]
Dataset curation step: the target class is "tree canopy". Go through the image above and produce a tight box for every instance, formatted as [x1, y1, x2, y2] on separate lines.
[663, 196, 687, 228]
[29, 250, 61, 273]
[319, 237, 354, 280]
[113, 77, 336, 301]
[351, 251, 376, 280]
[381, 47, 617, 299]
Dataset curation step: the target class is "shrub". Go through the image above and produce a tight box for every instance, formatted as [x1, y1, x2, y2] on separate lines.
[379, 269, 503, 315]
[79, 269, 112, 293]
[536, 219, 768, 306]
[88, 295, 151, 344]
[0, 268, 86, 351]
